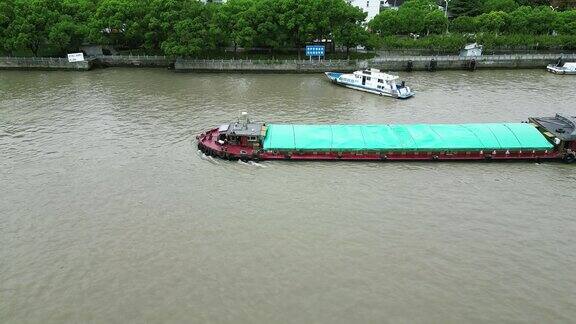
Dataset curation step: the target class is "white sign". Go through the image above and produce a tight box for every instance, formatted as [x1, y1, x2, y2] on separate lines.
[67, 53, 84, 62]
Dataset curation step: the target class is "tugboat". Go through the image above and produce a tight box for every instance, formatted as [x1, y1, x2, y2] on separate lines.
[197, 113, 576, 163]
[324, 68, 414, 99]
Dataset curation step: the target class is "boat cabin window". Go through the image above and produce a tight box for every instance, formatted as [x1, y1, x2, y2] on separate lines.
[363, 70, 371, 75]
[378, 79, 383, 83]
[366, 77, 371, 81]
[248, 136, 257, 141]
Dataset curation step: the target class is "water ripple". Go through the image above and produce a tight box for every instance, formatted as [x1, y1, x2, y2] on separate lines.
[1, 69, 576, 323]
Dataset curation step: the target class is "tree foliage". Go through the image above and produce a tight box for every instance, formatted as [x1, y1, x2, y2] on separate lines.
[381, 33, 576, 52]
[0, 0, 15, 54]
[1, 0, 370, 57]
[8, 0, 62, 56]
[451, 16, 478, 33]
[369, 0, 448, 36]
[554, 9, 576, 34]
[446, 4, 574, 35]
[449, 0, 484, 17]
[369, 9, 400, 36]
[477, 11, 508, 34]
[483, 0, 519, 13]
[2, 0, 576, 57]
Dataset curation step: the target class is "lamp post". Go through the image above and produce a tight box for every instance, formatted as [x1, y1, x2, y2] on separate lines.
[445, 0, 450, 34]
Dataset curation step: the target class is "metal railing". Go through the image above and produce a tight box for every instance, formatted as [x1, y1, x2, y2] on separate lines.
[175, 53, 576, 65]
[175, 58, 357, 65]
[369, 53, 576, 63]
[0, 57, 73, 64]
[371, 53, 576, 62]
[93, 54, 169, 61]
[3, 53, 575, 68]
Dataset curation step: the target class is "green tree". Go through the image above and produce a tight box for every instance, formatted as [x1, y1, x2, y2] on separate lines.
[159, 0, 213, 56]
[476, 11, 509, 34]
[425, 10, 448, 34]
[483, 0, 519, 13]
[89, 0, 146, 49]
[507, 6, 532, 33]
[60, 0, 95, 23]
[334, 24, 369, 58]
[397, 0, 445, 35]
[516, 0, 550, 6]
[277, 0, 315, 59]
[553, 9, 576, 34]
[369, 9, 400, 35]
[204, 3, 228, 50]
[251, 0, 286, 56]
[43, 0, 93, 54]
[306, 0, 331, 44]
[450, 15, 477, 33]
[216, 0, 257, 54]
[0, 0, 15, 54]
[8, 0, 60, 56]
[449, 0, 483, 17]
[48, 19, 87, 55]
[333, 3, 368, 57]
[370, 0, 447, 35]
[143, 0, 183, 51]
[526, 6, 555, 34]
[307, 0, 356, 50]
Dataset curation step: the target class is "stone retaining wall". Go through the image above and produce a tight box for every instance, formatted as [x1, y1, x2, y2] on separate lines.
[0, 57, 92, 70]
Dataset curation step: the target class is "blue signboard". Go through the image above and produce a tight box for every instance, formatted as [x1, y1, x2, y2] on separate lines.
[306, 45, 325, 57]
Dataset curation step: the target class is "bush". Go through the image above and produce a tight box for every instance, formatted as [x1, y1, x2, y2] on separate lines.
[377, 34, 576, 53]
[380, 34, 471, 53]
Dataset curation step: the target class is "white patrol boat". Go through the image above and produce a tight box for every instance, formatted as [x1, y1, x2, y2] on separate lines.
[547, 61, 576, 75]
[325, 68, 414, 99]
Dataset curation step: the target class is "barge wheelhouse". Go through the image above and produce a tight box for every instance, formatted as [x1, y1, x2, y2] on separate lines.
[197, 113, 576, 163]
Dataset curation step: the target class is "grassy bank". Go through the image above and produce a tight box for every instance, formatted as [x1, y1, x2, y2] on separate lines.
[378, 34, 576, 54]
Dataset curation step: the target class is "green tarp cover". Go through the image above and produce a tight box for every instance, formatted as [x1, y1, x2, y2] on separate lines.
[262, 123, 553, 151]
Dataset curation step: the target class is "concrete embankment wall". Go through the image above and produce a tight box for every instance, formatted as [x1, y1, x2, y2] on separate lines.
[174, 59, 359, 73]
[370, 53, 576, 71]
[94, 55, 172, 68]
[2, 53, 576, 72]
[0, 57, 92, 70]
[175, 53, 576, 72]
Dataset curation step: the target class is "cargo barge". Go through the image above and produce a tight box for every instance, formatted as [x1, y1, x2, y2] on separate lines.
[197, 113, 576, 163]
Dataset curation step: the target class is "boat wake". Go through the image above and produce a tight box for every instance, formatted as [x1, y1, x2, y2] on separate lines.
[198, 150, 219, 164]
[249, 161, 267, 168]
[237, 160, 268, 168]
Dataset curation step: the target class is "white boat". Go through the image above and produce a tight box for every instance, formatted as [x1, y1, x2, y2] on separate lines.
[547, 62, 576, 75]
[325, 68, 414, 99]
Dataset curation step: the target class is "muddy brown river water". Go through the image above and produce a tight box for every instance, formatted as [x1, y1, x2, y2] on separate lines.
[1, 69, 576, 323]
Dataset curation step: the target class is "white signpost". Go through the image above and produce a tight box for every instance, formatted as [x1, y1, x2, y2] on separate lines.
[67, 53, 85, 62]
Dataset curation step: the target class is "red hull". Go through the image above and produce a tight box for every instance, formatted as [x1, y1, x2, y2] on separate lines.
[197, 127, 562, 162]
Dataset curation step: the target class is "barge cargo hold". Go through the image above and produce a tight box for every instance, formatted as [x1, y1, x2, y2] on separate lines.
[197, 113, 576, 163]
